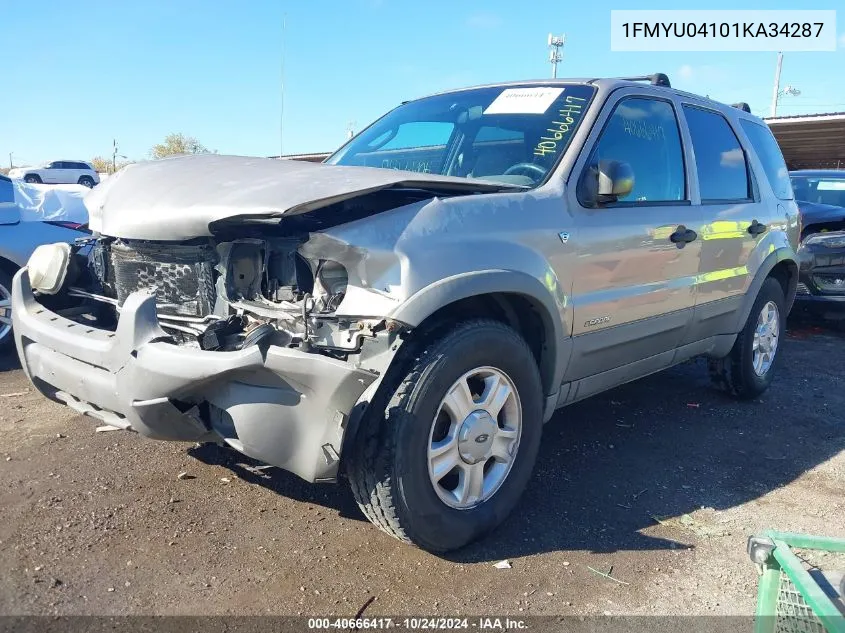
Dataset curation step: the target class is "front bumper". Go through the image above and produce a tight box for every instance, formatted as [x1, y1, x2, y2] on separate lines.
[795, 241, 845, 318]
[12, 269, 377, 482]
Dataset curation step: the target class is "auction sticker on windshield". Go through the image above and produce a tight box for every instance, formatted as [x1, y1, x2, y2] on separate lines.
[484, 87, 565, 115]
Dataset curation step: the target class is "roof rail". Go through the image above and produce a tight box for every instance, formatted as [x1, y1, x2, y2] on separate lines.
[731, 102, 752, 113]
[617, 73, 671, 88]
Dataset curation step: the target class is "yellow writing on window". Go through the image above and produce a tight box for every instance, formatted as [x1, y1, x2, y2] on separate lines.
[533, 96, 586, 158]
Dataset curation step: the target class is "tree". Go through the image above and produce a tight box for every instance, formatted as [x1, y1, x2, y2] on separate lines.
[150, 133, 209, 160]
[90, 156, 133, 175]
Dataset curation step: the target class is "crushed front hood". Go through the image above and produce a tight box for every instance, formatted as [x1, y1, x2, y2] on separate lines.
[85, 154, 511, 240]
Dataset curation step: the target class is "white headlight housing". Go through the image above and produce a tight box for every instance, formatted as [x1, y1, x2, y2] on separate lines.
[27, 243, 72, 294]
[804, 231, 845, 249]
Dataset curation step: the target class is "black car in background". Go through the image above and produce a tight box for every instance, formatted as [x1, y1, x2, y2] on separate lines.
[790, 170, 845, 321]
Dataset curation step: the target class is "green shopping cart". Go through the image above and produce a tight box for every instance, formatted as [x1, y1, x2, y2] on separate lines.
[749, 531, 845, 633]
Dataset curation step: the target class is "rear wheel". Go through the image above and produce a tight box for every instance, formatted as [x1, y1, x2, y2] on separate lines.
[347, 319, 543, 552]
[78, 176, 95, 188]
[23, 174, 41, 184]
[709, 277, 786, 399]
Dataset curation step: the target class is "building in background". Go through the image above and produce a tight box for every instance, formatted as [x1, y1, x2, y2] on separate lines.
[765, 112, 845, 171]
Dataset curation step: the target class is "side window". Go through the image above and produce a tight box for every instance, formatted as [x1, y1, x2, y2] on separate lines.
[683, 106, 750, 202]
[49, 161, 65, 169]
[75, 162, 90, 170]
[740, 120, 793, 200]
[585, 97, 685, 203]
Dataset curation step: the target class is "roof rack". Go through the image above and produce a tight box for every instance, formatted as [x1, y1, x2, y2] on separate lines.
[617, 73, 671, 88]
[731, 102, 752, 113]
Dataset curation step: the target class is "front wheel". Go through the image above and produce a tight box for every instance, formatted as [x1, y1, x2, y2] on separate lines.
[709, 277, 786, 399]
[0, 269, 15, 352]
[23, 175, 41, 184]
[347, 319, 543, 552]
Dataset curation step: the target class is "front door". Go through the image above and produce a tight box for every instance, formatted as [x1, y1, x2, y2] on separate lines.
[565, 93, 703, 381]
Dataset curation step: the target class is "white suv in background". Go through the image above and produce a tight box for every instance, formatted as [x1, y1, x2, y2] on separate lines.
[8, 160, 100, 188]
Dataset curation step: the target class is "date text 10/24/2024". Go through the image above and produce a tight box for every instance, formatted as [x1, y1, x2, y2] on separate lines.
[308, 617, 527, 630]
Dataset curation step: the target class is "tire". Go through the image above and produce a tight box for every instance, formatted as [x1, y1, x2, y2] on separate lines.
[78, 176, 95, 188]
[0, 269, 16, 353]
[709, 277, 786, 399]
[347, 319, 544, 553]
[23, 174, 41, 184]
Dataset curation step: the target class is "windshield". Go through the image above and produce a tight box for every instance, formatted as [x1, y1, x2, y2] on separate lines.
[791, 176, 845, 208]
[327, 84, 596, 187]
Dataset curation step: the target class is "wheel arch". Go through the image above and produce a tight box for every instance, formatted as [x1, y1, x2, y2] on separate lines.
[733, 249, 798, 332]
[339, 271, 568, 471]
[389, 270, 567, 397]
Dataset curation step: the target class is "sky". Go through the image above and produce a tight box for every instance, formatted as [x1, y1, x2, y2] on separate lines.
[1, 0, 844, 166]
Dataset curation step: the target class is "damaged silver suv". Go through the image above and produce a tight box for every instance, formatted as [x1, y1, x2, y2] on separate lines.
[12, 75, 799, 552]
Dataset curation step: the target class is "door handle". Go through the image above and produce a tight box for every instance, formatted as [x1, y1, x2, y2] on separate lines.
[669, 225, 698, 246]
[748, 220, 768, 236]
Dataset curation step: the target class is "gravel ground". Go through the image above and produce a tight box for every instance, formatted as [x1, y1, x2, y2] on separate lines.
[0, 319, 842, 617]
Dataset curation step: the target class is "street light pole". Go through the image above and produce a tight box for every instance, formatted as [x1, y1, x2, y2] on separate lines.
[770, 51, 783, 117]
[8, 152, 12, 169]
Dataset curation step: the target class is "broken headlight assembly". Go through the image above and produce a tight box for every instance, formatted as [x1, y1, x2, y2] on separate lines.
[312, 260, 348, 312]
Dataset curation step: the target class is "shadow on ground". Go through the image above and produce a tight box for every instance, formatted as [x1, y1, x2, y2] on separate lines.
[185, 319, 845, 561]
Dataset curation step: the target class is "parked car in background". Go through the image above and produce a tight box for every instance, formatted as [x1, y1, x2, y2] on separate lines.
[790, 170, 845, 321]
[8, 161, 100, 188]
[0, 175, 90, 351]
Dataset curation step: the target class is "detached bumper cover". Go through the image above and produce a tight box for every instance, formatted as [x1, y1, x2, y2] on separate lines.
[795, 242, 845, 315]
[12, 269, 377, 482]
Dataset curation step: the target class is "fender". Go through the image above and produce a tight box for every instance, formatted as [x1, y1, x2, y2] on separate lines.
[731, 247, 798, 333]
[388, 269, 570, 398]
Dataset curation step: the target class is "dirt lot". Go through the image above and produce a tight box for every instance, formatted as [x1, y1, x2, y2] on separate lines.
[0, 319, 842, 617]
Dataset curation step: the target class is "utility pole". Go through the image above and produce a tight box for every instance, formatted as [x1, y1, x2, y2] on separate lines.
[548, 33, 565, 79]
[770, 51, 783, 117]
[8, 152, 12, 169]
[280, 13, 287, 158]
[112, 139, 118, 173]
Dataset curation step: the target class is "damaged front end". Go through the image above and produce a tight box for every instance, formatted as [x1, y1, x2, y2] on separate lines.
[14, 155, 516, 481]
[14, 225, 400, 482]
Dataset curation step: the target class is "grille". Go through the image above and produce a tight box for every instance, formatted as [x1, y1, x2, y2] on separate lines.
[795, 282, 811, 296]
[100, 241, 217, 317]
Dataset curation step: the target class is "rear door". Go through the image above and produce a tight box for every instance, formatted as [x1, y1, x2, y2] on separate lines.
[679, 105, 758, 338]
[565, 90, 704, 381]
[67, 161, 84, 183]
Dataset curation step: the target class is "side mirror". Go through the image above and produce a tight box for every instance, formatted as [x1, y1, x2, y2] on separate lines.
[596, 160, 634, 204]
[581, 159, 635, 207]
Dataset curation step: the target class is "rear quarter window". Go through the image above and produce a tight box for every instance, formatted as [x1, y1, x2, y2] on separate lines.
[739, 120, 794, 200]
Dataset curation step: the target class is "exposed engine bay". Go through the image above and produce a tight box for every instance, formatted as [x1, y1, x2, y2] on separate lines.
[53, 232, 389, 360]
